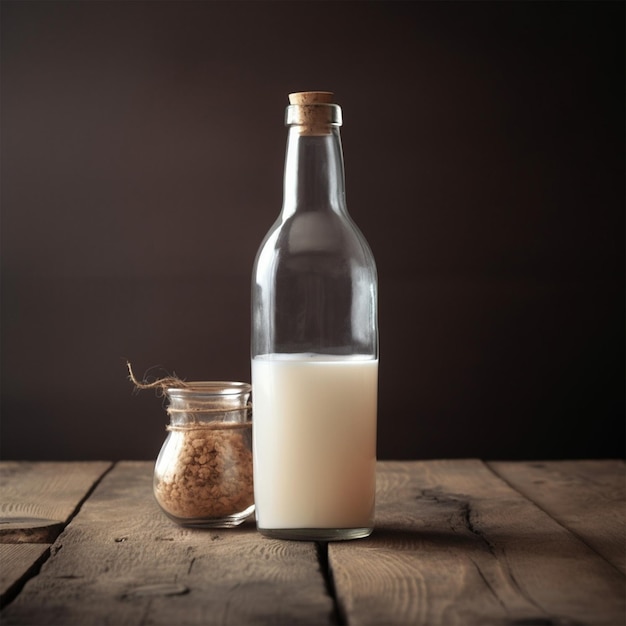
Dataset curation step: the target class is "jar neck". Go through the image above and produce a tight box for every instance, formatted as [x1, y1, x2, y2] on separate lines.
[281, 125, 347, 218]
[165, 383, 251, 427]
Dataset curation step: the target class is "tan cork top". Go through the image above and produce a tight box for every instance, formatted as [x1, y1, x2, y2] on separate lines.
[288, 91, 334, 105]
[287, 91, 339, 135]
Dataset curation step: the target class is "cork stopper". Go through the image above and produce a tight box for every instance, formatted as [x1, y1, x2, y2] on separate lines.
[286, 91, 341, 135]
[288, 91, 334, 105]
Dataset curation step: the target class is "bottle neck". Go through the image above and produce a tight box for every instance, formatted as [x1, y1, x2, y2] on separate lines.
[281, 125, 347, 217]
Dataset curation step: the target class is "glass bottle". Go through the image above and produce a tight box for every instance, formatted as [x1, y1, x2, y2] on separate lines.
[251, 91, 378, 541]
[153, 382, 254, 528]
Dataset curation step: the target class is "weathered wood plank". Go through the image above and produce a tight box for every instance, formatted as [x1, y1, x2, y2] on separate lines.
[0, 462, 113, 543]
[328, 460, 625, 626]
[0, 544, 49, 605]
[0, 462, 112, 608]
[488, 459, 626, 575]
[1, 461, 335, 626]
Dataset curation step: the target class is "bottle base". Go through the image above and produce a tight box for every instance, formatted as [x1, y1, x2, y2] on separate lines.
[257, 526, 373, 541]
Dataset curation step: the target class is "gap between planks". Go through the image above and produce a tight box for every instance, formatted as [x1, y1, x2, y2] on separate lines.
[486, 459, 626, 576]
[316, 541, 346, 626]
[0, 462, 115, 609]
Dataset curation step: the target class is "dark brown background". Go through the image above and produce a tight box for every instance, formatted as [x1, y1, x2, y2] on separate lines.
[1, 1, 624, 462]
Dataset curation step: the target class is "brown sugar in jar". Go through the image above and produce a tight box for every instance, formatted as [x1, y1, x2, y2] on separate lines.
[153, 382, 254, 528]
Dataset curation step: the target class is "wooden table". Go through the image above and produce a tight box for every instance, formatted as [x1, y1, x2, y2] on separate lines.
[1, 460, 624, 625]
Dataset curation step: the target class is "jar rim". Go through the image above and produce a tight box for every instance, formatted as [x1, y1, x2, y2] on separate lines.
[166, 381, 251, 397]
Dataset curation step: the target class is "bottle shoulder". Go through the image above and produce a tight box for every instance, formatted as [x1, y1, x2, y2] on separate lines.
[255, 210, 375, 265]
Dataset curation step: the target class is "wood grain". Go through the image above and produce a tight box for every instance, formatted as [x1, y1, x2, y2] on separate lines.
[0, 462, 112, 608]
[0, 544, 49, 606]
[0, 462, 112, 543]
[1, 461, 336, 626]
[489, 459, 626, 575]
[328, 460, 625, 626]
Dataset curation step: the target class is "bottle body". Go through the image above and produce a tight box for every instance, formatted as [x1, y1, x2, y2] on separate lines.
[251, 93, 378, 540]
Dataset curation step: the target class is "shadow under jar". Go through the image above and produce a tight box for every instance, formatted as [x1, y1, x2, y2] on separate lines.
[153, 382, 254, 528]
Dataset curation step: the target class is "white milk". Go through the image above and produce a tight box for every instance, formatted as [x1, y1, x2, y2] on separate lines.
[251, 354, 378, 530]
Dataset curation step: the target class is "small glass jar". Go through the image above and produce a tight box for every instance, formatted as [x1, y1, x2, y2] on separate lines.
[153, 382, 254, 528]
